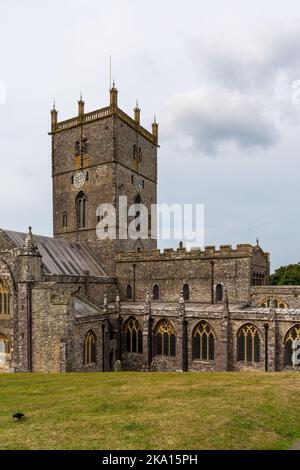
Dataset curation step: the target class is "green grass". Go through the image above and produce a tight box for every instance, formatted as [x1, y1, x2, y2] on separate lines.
[1, 372, 300, 450]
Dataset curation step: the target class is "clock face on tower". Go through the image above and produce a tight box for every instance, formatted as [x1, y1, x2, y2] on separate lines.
[73, 171, 86, 190]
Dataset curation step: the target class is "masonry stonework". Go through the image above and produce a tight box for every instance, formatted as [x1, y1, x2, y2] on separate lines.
[1, 86, 300, 373]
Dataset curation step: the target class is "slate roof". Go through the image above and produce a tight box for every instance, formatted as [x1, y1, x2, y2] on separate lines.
[3, 230, 108, 277]
[73, 295, 104, 316]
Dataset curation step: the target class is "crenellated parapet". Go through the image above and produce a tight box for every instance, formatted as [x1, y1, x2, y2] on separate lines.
[116, 243, 264, 263]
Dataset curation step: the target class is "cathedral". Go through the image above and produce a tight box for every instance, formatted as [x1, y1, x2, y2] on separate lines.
[1, 85, 300, 373]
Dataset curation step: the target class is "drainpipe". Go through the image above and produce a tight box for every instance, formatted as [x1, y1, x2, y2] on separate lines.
[183, 319, 188, 372]
[133, 263, 136, 301]
[148, 317, 153, 369]
[264, 323, 269, 372]
[102, 323, 105, 372]
[27, 282, 32, 372]
[210, 261, 215, 305]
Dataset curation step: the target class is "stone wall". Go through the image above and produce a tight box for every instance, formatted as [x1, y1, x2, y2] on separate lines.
[116, 245, 269, 304]
[111, 302, 300, 373]
[251, 285, 300, 308]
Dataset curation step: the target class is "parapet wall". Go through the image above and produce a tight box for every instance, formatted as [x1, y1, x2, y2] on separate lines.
[117, 244, 257, 263]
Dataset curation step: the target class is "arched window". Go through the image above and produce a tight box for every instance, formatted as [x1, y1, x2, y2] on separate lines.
[82, 138, 89, 154]
[0, 281, 10, 315]
[152, 284, 160, 300]
[0, 334, 10, 364]
[75, 140, 80, 156]
[134, 194, 141, 232]
[237, 324, 260, 363]
[154, 320, 176, 357]
[76, 191, 87, 229]
[183, 284, 190, 301]
[84, 330, 97, 365]
[62, 211, 68, 228]
[124, 317, 143, 353]
[284, 325, 300, 367]
[0, 335, 10, 354]
[215, 284, 223, 302]
[259, 297, 288, 309]
[193, 321, 215, 361]
[125, 284, 133, 300]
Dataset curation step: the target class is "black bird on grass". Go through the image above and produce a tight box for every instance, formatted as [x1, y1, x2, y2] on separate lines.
[12, 412, 25, 421]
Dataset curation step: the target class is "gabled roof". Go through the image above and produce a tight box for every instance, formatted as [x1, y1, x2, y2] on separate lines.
[2, 229, 108, 278]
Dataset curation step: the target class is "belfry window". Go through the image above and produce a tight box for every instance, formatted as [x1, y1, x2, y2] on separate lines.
[0, 281, 10, 315]
[237, 324, 260, 363]
[193, 321, 215, 361]
[76, 191, 87, 229]
[75, 140, 80, 156]
[82, 138, 89, 154]
[124, 317, 143, 353]
[154, 320, 176, 357]
[84, 330, 97, 365]
[134, 194, 141, 233]
[284, 325, 300, 366]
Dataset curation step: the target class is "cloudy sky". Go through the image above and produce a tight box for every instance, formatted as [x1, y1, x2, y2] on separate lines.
[1, 0, 300, 270]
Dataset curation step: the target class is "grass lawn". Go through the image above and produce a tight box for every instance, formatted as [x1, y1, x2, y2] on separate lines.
[0, 371, 300, 450]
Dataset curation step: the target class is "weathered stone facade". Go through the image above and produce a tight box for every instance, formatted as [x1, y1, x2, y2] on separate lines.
[1, 86, 300, 373]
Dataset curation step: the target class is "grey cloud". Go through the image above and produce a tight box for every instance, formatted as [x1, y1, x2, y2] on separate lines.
[161, 88, 278, 156]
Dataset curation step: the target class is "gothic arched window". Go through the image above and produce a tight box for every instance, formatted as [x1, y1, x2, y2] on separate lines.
[259, 297, 288, 309]
[152, 284, 160, 300]
[237, 324, 260, 363]
[284, 325, 300, 367]
[0, 280, 10, 315]
[183, 284, 190, 301]
[84, 330, 97, 365]
[0, 334, 10, 365]
[76, 191, 87, 229]
[125, 284, 133, 300]
[192, 321, 215, 361]
[154, 320, 176, 357]
[0, 334, 10, 354]
[124, 317, 143, 353]
[216, 284, 223, 302]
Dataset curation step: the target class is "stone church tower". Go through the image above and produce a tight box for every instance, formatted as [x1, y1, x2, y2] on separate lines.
[50, 85, 159, 275]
